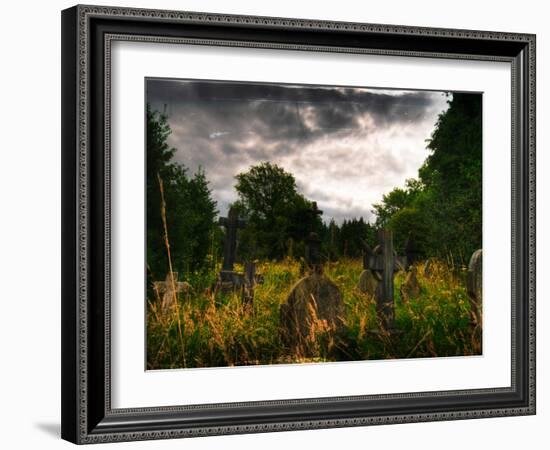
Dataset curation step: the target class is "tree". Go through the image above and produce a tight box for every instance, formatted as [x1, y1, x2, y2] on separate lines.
[371, 93, 482, 262]
[146, 105, 218, 280]
[146, 105, 177, 278]
[233, 162, 322, 259]
[372, 185, 414, 228]
[421, 93, 482, 260]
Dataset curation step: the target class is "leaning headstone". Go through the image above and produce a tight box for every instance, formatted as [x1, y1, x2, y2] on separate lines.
[358, 269, 379, 296]
[241, 262, 257, 306]
[400, 266, 421, 302]
[304, 232, 322, 274]
[467, 249, 483, 327]
[423, 257, 440, 278]
[280, 230, 344, 355]
[358, 238, 380, 296]
[405, 234, 421, 268]
[153, 273, 192, 311]
[216, 208, 263, 303]
[279, 273, 345, 356]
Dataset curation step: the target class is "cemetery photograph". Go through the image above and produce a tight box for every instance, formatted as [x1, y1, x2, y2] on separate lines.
[145, 78, 483, 370]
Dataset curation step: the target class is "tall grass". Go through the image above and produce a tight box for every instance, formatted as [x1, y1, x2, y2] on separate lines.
[147, 257, 479, 369]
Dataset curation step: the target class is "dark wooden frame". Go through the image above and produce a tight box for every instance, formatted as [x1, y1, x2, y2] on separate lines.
[61, 4, 536, 444]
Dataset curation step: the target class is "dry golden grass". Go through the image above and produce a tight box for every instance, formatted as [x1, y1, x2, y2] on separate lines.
[147, 257, 480, 369]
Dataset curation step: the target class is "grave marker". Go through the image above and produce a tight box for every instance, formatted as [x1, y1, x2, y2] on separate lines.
[400, 265, 421, 302]
[305, 232, 322, 273]
[423, 257, 440, 278]
[217, 207, 263, 303]
[358, 239, 379, 296]
[280, 204, 345, 355]
[241, 261, 258, 306]
[219, 206, 246, 273]
[364, 229, 407, 332]
[467, 249, 482, 327]
[405, 234, 421, 268]
[153, 272, 192, 310]
[280, 273, 345, 356]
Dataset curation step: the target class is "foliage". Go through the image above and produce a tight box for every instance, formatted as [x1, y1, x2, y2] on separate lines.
[233, 162, 323, 260]
[146, 105, 218, 280]
[371, 93, 482, 262]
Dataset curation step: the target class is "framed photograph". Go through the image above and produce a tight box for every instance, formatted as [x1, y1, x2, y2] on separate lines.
[61, 4, 536, 444]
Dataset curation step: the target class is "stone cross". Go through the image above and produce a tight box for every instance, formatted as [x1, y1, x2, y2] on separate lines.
[305, 201, 323, 226]
[219, 206, 246, 272]
[405, 234, 420, 268]
[303, 202, 323, 273]
[305, 232, 322, 274]
[365, 229, 407, 331]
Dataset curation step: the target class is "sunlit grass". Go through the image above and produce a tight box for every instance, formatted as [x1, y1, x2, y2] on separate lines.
[147, 258, 480, 369]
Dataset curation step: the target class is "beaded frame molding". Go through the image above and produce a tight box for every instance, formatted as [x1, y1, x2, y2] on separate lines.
[61, 4, 536, 444]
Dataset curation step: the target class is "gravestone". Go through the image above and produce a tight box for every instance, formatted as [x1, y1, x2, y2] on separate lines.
[405, 234, 421, 268]
[400, 265, 421, 302]
[286, 237, 294, 259]
[280, 231, 345, 355]
[305, 202, 323, 230]
[357, 239, 379, 296]
[280, 273, 345, 355]
[241, 261, 258, 306]
[364, 229, 407, 332]
[423, 257, 440, 278]
[153, 272, 192, 311]
[467, 249, 483, 327]
[304, 231, 322, 274]
[217, 207, 263, 303]
[358, 269, 379, 296]
[219, 207, 246, 282]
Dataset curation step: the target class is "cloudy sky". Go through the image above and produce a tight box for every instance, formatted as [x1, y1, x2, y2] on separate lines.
[147, 78, 450, 224]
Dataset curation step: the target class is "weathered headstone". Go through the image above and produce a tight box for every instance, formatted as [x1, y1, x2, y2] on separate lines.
[423, 257, 440, 278]
[400, 265, 421, 302]
[280, 273, 345, 355]
[305, 232, 323, 273]
[358, 239, 380, 296]
[153, 272, 192, 310]
[358, 269, 379, 296]
[241, 261, 257, 306]
[405, 234, 421, 268]
[217, 208, 263, 303]
[280, 228, 344, 355]
[467, 249, 483, 327]
[364, 229, 407, 332]
[219, 207, 246, 280]
[286, 237, 294, 259]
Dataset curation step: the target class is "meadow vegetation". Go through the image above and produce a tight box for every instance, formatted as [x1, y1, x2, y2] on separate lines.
[147, 258, 479, 369]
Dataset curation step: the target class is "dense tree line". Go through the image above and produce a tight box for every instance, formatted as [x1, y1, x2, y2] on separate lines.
[372, 93, 482, 263]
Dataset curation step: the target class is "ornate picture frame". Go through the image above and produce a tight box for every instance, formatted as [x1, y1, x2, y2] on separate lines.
[61, 4, 536, 444]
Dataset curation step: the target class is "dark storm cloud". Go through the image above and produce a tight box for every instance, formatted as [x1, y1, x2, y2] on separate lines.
[148, 79, 440, 141]
[146, 78, 449, 222]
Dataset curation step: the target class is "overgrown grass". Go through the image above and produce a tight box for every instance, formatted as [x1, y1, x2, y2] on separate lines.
[147, 258, 480, 369]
